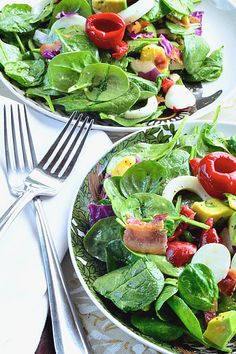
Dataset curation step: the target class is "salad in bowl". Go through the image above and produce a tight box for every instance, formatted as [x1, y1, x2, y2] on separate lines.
[69, 111, 236, 353]
[0, 0, 225, 128]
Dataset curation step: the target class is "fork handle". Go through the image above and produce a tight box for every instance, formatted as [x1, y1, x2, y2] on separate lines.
[33, 197, 92, 354]
[0, 188, 37, 236]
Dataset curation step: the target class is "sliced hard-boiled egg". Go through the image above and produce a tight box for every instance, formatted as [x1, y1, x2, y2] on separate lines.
[124, 96, 158, 120]
[231, 253, 236, 270]
[162, 176, 211, 202]
[191, 243, 231, 283]
[118, 0, 155, 25]
[165, 84, 196, 110]
[110, 156, 136, 177]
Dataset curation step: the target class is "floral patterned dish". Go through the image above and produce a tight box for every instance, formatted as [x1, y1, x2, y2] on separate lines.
[68, 120, 236, 354]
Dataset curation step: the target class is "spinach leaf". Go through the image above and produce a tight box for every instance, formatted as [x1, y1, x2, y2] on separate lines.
[120, 160, 168, 197]
[103, 177, 126, 219]
[146, 254, 183, 277]
[54, 81, 140, 114]
[93, 258, 165, 312]
[47, 51, 98, 92]
[131, 313, 184, 342]
[100, 105, 164, 127]
[0, 39, 22, 67]
[183, 34, 210, 74]
[155, 284, 178, 320]
[26, 86, 56, 112]
[158, 149, 190, 186]
[70, 63, 129, 102]
[219, 294, 236, 312]
[127, 74, 159, 100]
[0, 4, 34, 33]
[54, 27, 98, 58]
[178, 263, 219, 311]
[162, 0, 194, 15]
[51, 0, 92, 23]
[106, 117, 186, 173]
[4, 59, 45, 87]
[166, 21, 200, 36]
[227, 136, 236, 156]
[83, 216, 124, 262]
[144, 0, 171, 22]
[119, 193, 178, 222]
[106, 238, 139, 272]
[167, 295, 207, 343]
[184, 46, 223, 82]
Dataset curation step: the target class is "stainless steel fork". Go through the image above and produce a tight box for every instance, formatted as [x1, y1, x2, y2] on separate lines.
[2, 104, 93, 354]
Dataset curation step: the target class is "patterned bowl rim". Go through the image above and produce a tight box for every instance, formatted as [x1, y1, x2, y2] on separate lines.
[67, 119, 236, 353]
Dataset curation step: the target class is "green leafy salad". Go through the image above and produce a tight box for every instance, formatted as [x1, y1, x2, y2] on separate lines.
[83, 112, 236, 352]
[0, 0, 223, 127]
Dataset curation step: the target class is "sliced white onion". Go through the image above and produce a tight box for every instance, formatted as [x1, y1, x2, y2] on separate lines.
[49, 14, 86, 36]
[131, 60, 156, 74]
[119, 0, 155, 25]
[33, 29, 49, 44]
[165, 84, 196, 110]
[162, 176, 211, 202]
[191, 243, 231, 283]
[124, 96, 158, 120]
[231, 253, 236, 270]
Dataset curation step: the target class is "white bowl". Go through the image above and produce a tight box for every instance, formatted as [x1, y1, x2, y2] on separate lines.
[1, 0, 236, 133]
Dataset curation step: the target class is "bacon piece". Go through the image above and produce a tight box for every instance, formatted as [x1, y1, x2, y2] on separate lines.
[218, 269, 236, 297]
[123, 220, 167, 254]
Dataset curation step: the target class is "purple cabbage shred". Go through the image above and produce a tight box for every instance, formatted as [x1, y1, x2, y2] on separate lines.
[89, 203, 115, 225]
[56, 11, 76, 19]
[159, 34, 173, 58]
[191, 11, 204, 36]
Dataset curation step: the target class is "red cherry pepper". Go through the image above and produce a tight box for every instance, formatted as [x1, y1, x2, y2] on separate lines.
[199, 217, 220, 247]
[166, 241, 197, 267]
[189, 158, 201, 176]
[197, 152, 236, 199]
[85, 13, 128, 59]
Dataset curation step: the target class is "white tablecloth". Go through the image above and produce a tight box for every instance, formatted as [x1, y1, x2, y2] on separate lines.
[0, 82, 112, 354]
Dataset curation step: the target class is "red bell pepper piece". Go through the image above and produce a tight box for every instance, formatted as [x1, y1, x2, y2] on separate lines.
[189, 158, 201, 176]
[218, 269, 236, 297]
[199, 218, 220, 247]
[86, 13, 128, 59]
[166, 241, 197, 267]
[197, 152, 236, 199]
[168, 206, 195, 242]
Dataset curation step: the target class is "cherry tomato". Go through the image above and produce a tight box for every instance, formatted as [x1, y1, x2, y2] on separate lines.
[166, 241, 197, 267]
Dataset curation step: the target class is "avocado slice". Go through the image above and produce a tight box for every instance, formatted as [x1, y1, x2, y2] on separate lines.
[229, 212, 236, 246]
[203, 311, 236, 349]
[192, 198, 234, 223]
[92, 0, 127, 13]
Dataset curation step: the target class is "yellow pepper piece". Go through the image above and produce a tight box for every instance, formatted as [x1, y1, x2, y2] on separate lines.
[110, 156, 136, 177]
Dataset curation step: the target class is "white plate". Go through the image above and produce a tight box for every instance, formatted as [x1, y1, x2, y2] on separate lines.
[68, 119, 236, 354]
[1, 0, 236, 133]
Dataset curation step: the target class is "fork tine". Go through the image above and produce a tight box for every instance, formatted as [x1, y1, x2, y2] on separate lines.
[3, 105, 11, 173]
[46, 113, 82, 171]
[10, 105, 21, 171]
[54, 116, 90, 176]
[59, 118, 94, 178]
[38, 111, 77, 169]
[24, 105, 37, 168]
